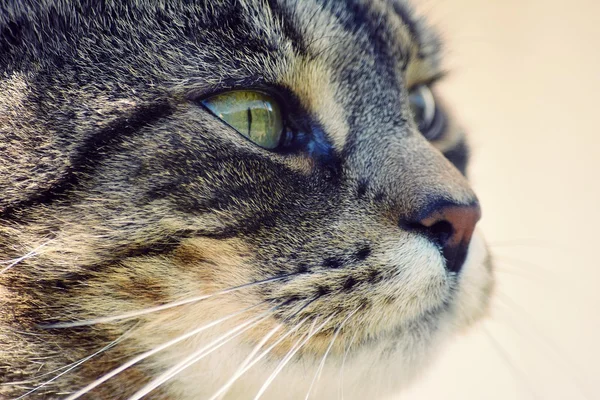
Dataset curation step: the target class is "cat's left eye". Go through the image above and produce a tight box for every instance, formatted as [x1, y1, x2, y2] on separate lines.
[409, 85, 445, 141]
[201, 90, 284, 149]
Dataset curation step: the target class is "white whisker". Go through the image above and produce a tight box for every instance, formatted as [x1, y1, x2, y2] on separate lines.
[492, 253, 557, 277]
[213, 323, 283, 400]
[338, 329, 358, 400]
[64, 303, 263, 400]
[13, 325, 134, 399]
[127, 306, 278, 400]
[493, 292, 594, 400]
[253, 314, 336, 400]
[0, 240, 53, 274]
[305, 308, 359, 400]
[42, 275, 291, 328]
[207, 317, 310, 400]
[482, 325, 542, 400]
[487, 238, 559, 249]
[253, 324, 313, 400]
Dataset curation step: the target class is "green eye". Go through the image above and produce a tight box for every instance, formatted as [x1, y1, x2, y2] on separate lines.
[201, 90, 284, 149]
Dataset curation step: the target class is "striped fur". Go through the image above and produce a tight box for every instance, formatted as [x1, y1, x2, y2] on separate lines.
[0, 1, 493, 399]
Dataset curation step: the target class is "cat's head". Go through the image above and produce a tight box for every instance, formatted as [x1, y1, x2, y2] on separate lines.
[0, 0, 493, 398]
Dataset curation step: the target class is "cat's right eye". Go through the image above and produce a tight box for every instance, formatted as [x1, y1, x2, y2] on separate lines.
[201, 90, 284, 149]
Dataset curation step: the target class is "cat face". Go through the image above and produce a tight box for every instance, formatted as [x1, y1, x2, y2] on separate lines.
[0, 0, 493, 399]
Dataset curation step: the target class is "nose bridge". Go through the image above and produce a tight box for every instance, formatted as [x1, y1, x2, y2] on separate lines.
[348, 129, 478, 218]
[398, 137, 477, 218]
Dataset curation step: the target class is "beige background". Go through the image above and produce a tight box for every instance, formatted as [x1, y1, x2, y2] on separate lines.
[394, 0, 600, 399]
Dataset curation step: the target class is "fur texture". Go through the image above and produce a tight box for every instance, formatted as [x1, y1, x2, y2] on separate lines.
[0, 1, 494, 399]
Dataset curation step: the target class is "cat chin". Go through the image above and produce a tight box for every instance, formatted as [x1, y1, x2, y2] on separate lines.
[165, 322, 448, 400]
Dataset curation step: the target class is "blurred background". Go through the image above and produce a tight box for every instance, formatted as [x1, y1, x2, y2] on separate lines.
[395, 0, 600, 399]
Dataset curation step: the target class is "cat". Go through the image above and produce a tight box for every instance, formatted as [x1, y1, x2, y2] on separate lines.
[0, 0, 494, 399]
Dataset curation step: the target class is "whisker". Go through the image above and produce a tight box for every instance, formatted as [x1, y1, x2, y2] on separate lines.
[41, 274, 294, 328]
[493, 292, 594, 400]
[254, 314, 337, 400]
[253, 323, 314, 400]
[338, 329, 358, 400]
[0, 240, 53, 274]
[493, 261, 547, 282]
[492, 254, 556, 275]
[487, 238, 560, 249]
[127, 305, 279, 400]
[13, 325, 135, 399]
[207, 317, 311, 400]
[492, 255, 561, 289]
[213, 323, 283, 400]
[481, 325, 542, 400]
[305, 307, 359, 400]
[64, 303, 263, 400]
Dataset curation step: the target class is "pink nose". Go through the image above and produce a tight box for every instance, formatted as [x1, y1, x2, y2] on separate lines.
[408, 203, 481, 273]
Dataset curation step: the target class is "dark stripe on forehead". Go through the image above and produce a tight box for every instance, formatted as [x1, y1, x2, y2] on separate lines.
[0, 100, 174, 219]
[333, 1, 395, 57]
[327, 0, 411, 70]
[266, 0, 308, 53]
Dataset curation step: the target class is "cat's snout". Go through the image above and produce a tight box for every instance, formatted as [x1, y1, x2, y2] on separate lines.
[402, 201, 481, 274]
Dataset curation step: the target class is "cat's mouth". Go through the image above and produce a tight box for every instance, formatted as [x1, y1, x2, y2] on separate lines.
[287, 231, 492, 353]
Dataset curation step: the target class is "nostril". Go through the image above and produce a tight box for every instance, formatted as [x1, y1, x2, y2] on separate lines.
[400, 202, 481, 274]
[403, 220, 454, 249]
[426, 220, 454, 248]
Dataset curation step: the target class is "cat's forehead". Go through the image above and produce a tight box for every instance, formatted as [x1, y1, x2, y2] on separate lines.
[282, 0, 442, 83]
[215, 0, 442, 88]
[1, 0, 442, 152]
[209, 0, 443, 147]
[2, 0, 441, 91]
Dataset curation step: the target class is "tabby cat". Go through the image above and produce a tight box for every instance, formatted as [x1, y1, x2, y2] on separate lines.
[0, 0, 494, 399]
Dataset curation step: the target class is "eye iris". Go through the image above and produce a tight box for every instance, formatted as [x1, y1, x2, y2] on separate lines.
[202, 91, 283, 149]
